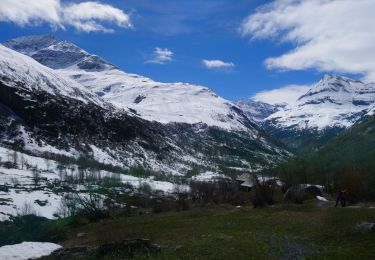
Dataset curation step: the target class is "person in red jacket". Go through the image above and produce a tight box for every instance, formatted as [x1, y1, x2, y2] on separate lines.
[335, 187, 348, 207]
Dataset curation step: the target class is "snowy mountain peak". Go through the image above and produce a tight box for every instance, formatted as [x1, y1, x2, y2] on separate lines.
[3, 35, 59, 54]
[299, 74, 364, 102]
[4, 35, 115, 71]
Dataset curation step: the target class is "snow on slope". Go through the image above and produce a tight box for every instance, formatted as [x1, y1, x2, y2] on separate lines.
[61, 68, 248, 130]
[266, 75, 375, 130]
[0, 44, 104, 107]
[4, 35, 253, 131]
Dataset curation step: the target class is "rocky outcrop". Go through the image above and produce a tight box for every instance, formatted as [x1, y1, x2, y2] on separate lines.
[48, 239, 161, 259]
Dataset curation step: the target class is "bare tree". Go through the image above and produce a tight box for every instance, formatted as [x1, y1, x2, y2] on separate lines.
[44, 158, 51, 171]
[32, 166, 41, 188]
[20, 154, 26, 170]
[19, 202, 37, 216]
[12, 151, 18, 167]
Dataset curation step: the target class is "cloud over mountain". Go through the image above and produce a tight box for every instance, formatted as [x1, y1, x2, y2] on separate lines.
[252, 84, 310, 106]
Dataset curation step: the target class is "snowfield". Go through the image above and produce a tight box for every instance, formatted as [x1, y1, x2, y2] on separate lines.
[0, 189, 62, 221]
[0, 242, 61, 260]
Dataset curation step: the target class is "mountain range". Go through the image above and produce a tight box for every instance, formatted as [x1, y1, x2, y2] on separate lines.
[0, 35, 289, 175]
[2, 34, 375, 176]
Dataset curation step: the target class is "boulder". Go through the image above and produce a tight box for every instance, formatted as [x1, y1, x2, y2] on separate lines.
[356, 222, 375, 232]
[284, 185, 323, 203]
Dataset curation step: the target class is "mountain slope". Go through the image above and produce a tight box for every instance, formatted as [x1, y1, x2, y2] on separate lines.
[0, 42, 289, 175]
[272, 113, 375, 199]
[4, 35, 256, 131]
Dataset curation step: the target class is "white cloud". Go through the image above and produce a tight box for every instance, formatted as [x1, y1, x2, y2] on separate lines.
[252, 84, 311, 106]
[240, 0, 375, 81]
[146, 47, 173, 64]
[202, 59, 235, 69]
[0, 0, 131, 33]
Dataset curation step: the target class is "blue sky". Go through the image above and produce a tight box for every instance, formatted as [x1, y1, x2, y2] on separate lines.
[0, 0, 372, 102]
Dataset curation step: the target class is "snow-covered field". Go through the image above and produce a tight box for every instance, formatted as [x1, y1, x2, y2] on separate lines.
[0, 146, 180, 221]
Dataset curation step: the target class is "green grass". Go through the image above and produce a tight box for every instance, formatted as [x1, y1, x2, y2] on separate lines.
[51, 202, 375, 259]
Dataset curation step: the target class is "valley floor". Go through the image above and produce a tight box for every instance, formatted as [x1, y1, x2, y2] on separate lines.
[42, 202, 375, 259]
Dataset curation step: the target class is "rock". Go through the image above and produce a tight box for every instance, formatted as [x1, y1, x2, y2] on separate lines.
[284, 185, 323, 203]
[34, 199, 48, 206]
[50, 246, 93, 260]
[76, 232, 86, 238]
[356, 222, 375, 232]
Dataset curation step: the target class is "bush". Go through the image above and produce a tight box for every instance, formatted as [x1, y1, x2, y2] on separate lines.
[173, 185, 190, 211]
[190, 179, 245, 205]
[251, 184, 275, 207]
[0, 215, 66, 246]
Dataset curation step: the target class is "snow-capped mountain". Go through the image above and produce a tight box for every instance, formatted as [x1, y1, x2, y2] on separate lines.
[267, 75, 375, 131]
[0, 39, 289, 174]
[4, 35, 254, 131]
[239, 74, 375, 149]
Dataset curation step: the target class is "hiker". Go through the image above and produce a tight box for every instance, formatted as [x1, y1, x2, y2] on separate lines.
[335, 188, 348, 207]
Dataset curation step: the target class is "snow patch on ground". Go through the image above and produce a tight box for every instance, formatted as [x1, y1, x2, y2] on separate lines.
[0, 242, 61, 260]
[316, 196, 329, 202]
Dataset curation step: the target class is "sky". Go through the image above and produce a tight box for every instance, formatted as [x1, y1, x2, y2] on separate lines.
[0, 0, 373, 103]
